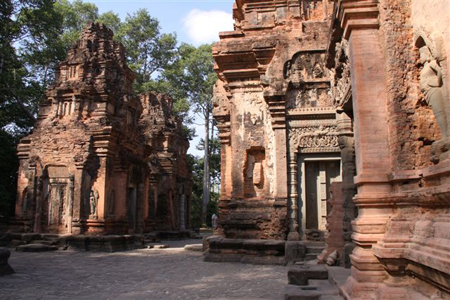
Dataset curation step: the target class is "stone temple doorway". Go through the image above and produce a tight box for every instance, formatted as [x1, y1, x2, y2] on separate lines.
[298, 154, 341, 239]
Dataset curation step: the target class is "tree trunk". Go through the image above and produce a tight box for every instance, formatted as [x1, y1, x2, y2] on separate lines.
[210, 117, 214, 193]
[202, 109, 210, 226]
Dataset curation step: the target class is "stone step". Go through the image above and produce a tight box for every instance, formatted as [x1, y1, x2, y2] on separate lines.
[184, 244, 203, 252]
[284, 284, 342, 300]
[16, 243, 58, 252]
[308, 279, 334, 287]
[306, 246, 325, 254]
[319, 296, 344, 300]
[32, 239, 59, 246]
[144, 238, 161, 244]
[146, 243, 169, 249]
[326, 266, 351, 287]
[305, 253, 319, 261]
[288, 265, 328, 286]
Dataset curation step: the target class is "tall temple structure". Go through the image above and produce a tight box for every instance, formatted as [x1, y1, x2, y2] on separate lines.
[210, 0, 345, 264]
[211, 0, 450, 298]
[13, 23, 191, 235]
[213, 0, 338, 240]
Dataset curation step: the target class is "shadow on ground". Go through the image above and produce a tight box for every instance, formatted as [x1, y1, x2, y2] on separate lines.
[0, 239, 286, 300]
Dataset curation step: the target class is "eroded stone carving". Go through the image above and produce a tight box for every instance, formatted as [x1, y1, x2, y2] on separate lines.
[89, 189, 99, 219]
[419, 46, 448, 137]
[330, 41, 351, 109]
[290, 125, 339, 151]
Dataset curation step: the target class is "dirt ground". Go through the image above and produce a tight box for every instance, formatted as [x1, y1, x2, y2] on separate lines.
[0, 240, 287, 300]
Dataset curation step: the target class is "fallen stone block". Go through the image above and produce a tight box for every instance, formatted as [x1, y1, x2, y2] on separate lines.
[0, 233, 11, 247]
[285, 241, 306, 263]
[0, 248, 14, 276]
[147, 243, 169, 249]
[16, 243, 58, 252]
[288, 265, 328, 286]
[184, 244, 203, 252]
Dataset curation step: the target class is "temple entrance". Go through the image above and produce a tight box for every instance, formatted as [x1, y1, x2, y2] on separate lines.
[43, 166, 73, 234]
[298, 155, 341, 239]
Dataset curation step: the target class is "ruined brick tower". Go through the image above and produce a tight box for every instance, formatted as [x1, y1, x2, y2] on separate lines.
[13, 23, 191, 235]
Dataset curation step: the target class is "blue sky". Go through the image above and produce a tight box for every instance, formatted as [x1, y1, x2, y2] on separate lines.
[85, 0, 235, 156]
[90, 0, 234, 45]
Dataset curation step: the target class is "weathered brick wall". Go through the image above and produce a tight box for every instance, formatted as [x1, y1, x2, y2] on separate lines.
[379, 0, 439, 171]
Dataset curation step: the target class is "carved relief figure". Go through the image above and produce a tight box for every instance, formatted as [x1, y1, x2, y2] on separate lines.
[419, 46, 449, 137]
[89, 189, 99, 218]
[20, 187, 28, 215]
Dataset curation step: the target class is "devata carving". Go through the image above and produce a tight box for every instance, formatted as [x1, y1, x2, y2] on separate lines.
[419, 46, 449, 137]
[89, 189, 99, 219]
[330, 41, 351, 109]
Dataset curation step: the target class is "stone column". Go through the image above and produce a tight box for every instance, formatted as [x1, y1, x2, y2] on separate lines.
[33, 176, 44, 233]
[215, 110, 231, 237]
[67, 175, 74, 234]
[266, 95, 290, 241]
[287, 151, 300, 240]
[71, 167, 84, 235]
[135, 183, 144, 234]
[179, 192, 186, 231]
[153, 185, 158, 217]
[338, 1, 393, 297]
[337, 112, 357, 268]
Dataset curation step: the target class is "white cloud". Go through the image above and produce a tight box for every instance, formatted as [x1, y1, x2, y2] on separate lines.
[183, 9, 234, 46]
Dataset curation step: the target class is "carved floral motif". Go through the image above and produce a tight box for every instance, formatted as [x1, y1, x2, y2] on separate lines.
[290, 124, 339, 150]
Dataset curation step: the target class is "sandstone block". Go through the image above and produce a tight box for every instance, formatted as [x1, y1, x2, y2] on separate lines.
[16, 244, 58, 252]
[0, 248, 14, 276]
[288, 265, 328, 286]
[285, 241, 306, 263]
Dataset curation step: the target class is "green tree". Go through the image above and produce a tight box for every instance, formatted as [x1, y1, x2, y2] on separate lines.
[96, 11, 121, 33]
[54, 0, 99, 47]
[0, 0, 104, 216]
[115, 9, 177, 93]
[197, 136, 221, 192]
[187, 154, 218, 229]
[0, 0, 63, 215]
[1, 0, 63, 129]
[163, 43, 217, 226]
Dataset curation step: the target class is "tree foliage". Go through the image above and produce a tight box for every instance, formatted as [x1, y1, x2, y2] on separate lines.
[115, 9, 177, 93]
[161, 43, 217, 225]
[187, 154, 218, 229]
[0, 0, 64, 215]
[1, 0, 63, 132]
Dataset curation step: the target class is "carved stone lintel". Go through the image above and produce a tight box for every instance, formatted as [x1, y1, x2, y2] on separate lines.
[290, 125, 339, 152]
